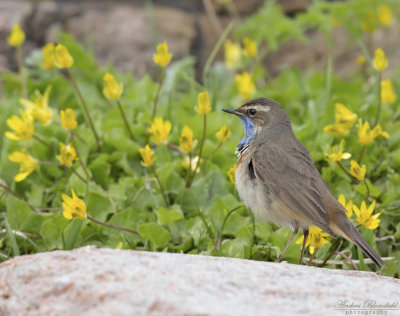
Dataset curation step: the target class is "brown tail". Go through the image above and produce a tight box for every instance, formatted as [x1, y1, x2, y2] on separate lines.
[330, 214, 385, 267]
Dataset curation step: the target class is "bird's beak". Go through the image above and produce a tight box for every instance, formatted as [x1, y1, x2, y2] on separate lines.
[222, 108, 244, 116]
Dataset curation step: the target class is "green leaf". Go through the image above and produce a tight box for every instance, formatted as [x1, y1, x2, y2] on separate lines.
[156, 207, 184, 226]
[138, 223, 172, 250]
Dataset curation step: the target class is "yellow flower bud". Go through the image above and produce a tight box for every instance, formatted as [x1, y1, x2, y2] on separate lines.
[54, 44, 74, 69]
[179, 126, 197, 154]
[224, 40, 241, 69]
[196, 91, 211, 114]
[7, 25, 25, 47]
[153, 42, 172, 67]
[243, 37, 257, 57]
[373, 48, 388, 72]
[103, 72, 123, 100]
[235, 72, 255, 99]
[139, 145, 155, 167]
[380, 79, 397, 104]
[42, 43, 56, 70]
[216, 125, 231, 143]
[60, 108, 78, 130]
[378, 6, 392, 26]
[228, 164, 237, 184]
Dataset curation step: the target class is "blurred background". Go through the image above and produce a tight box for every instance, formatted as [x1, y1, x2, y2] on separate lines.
[1, 0, 399, 79]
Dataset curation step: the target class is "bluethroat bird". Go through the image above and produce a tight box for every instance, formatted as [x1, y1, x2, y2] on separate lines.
[223, 97, 385, 267]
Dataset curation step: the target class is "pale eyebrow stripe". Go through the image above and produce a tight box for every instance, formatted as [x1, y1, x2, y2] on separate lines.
[254, 105, 270, 113]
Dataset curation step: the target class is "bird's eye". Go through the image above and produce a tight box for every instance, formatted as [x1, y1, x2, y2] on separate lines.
[249, 109, 257, 116]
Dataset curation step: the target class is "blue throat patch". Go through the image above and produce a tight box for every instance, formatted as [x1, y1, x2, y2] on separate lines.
[236, 116, 255, 155]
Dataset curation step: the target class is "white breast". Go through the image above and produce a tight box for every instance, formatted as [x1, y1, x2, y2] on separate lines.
[235, 153, 302, 229]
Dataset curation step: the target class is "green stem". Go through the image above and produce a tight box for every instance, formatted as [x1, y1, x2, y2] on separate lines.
[67, 69, 101, 150]
[151, 68, 165, 120]
[87, 215, 138, 235]
[0, 183, 50, 216]
[38, 161, 59, 166]
[336, 161, 356, 183]
[363, 179, 370, 200]
[358, 146, 366, 164]
[202, 22, 234, 84]
[16, 46, 27, 98]
[373, 72, 382, 127]
[70, 134, 91, 181]
[70, 166, 87, 183]
[117, 100, 136, 141]
[33, 134, 54, 151]
[145, 69, 165, 145]
[151, 165, 169, 207]
[203, 142, 222, 160]
[186, 113, 207, 187]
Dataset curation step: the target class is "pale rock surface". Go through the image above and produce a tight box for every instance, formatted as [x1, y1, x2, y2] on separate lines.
[0, 246, 399, 315]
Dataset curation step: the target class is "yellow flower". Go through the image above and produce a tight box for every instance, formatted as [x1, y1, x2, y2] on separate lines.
[372, 124, 390, 140]
[243, 37, 257, 57]
[7, 25, 25, 47]
[5, 110, 34, 141]
[139, 145, 155, 167]
[335, 103, 357, 128]
[228, 164, 237, 184]
[235, 72, 255, 99]
[102, 72, 123, 100]
[216, 124, 231, 143]
[42, 43, 56, 70]
[196, 91, 211, 114]
[182, 156, 201, 173]
[373, 48, 388, 72]
[62, 189, 87, 220]
[179, 126, 197, 154]
[60, 108, 78, 130]
[378, 6, 392, 26]
[323, 139, 351, 162]
[356, 119, 384, 145]
[338, 194, 353, 218]
[116, 242, 123, 249]
[349, 160, 366, 181]
[381, 79, 397, 104]
[153, 42, 172, 67]
[356, 55, 366, 65]
[19, 86, 52, 126]
[8, 150, 38, 182]
[56, 143, 78, 168]
[54, 44, 74, 69]
[353, 200, 382, 230]
[323, 124, 349, 137]
[224, 39, 241, 69]
[148, 117, 172, 144]
[295, 226, 330, 255]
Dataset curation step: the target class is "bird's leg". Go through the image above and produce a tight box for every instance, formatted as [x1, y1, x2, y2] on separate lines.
[278, 225, 299, 262]
[299, 228, 309, 265]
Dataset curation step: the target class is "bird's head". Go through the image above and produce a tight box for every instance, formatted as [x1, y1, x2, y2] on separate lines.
[222, 97, 290, 138]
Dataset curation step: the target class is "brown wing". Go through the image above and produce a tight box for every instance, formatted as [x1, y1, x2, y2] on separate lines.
[251, 139, 335, 236]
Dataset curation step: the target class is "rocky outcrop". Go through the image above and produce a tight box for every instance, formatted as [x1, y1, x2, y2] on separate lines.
[1, 0, 400, 78]
[0, 247, 398, 315]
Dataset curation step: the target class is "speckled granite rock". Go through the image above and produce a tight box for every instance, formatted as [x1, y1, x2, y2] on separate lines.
[0, 247, 398, 315]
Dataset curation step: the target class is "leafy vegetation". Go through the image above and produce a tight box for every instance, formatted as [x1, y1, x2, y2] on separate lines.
[1, 0, 399, 277]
